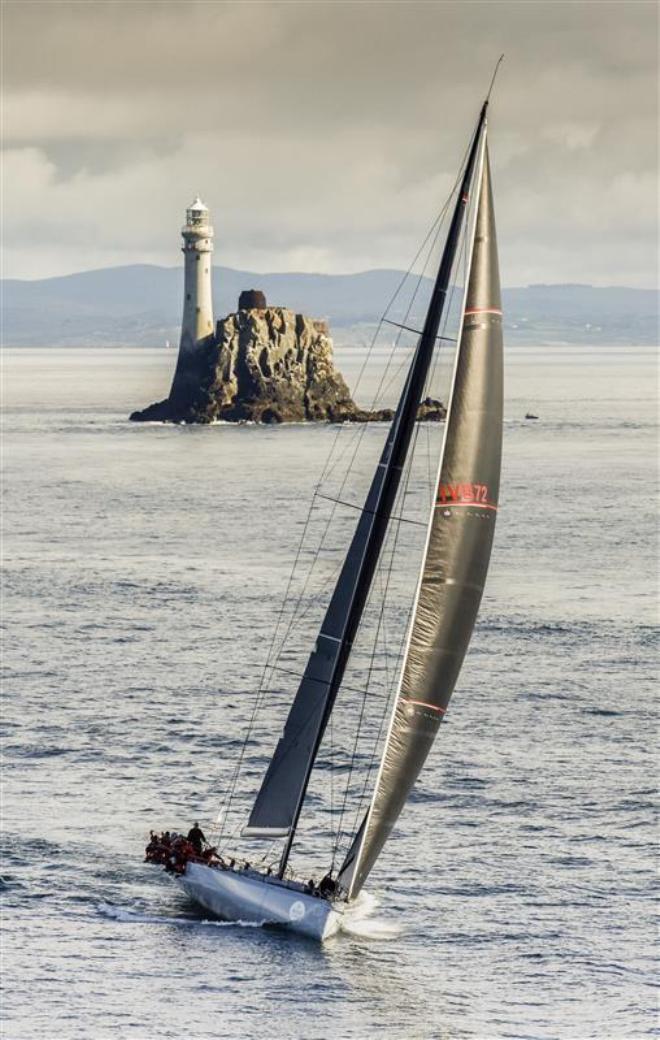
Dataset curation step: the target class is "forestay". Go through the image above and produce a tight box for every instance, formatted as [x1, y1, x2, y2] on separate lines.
[338, 141, 503, 899]
[244, 107, 490, 874]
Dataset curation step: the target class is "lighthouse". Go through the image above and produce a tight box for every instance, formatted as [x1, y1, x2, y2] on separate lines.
[180, 195, 214, 352]
[169, 196, 215, 403]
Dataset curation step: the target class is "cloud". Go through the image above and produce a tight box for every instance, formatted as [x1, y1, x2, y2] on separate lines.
[2, 0, 658, 285]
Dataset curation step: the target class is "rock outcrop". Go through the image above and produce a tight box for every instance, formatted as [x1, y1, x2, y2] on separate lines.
[130, 301, 446, 425]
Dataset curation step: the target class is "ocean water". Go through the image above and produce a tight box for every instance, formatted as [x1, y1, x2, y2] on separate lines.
[2, 344, 657, 1040]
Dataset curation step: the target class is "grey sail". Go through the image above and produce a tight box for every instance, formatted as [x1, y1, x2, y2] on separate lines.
[339, 141, 503, 899]
[244, 109, 489, 867]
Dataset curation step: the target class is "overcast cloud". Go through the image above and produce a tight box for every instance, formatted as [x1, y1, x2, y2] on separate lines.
[2, 0, 658, 286]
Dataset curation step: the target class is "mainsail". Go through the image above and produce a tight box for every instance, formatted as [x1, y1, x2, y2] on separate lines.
[338, 139, 503, 898]
[245, 105, 490, 871]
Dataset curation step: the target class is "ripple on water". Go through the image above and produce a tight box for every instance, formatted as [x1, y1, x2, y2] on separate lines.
[2, 347, 657, 1039]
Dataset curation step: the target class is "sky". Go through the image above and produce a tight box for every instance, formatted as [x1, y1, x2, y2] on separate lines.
[2, 0, 658, 287]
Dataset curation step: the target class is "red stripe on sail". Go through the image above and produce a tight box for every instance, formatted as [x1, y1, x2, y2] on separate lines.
[437, 501, 498, 512]
[403, 698, 446, 714]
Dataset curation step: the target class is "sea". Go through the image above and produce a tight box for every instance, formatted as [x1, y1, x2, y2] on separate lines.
[2, 343, 657, 1040]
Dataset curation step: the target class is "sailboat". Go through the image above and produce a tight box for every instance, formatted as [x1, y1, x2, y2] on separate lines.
[153, 87, 503, 941]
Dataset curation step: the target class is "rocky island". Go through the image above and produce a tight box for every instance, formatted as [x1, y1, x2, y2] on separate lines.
[130, 290, 445, 425]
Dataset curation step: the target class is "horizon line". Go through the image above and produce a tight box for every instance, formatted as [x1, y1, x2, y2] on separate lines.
[2, 263, 657, 294]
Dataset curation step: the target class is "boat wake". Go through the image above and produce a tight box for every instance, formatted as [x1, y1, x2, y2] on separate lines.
[96, 902, 264, 929]
[338, 892, 403, 941]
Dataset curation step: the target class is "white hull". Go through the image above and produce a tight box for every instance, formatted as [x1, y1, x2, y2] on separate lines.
[179, 862, 342, 941]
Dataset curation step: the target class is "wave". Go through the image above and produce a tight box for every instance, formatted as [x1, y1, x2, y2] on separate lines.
[583, 707, 623, 717]
[338, 891, 403, 941]
[96, 902, 264, 928]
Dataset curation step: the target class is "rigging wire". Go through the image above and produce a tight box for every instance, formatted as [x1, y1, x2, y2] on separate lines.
[265, 183, 455, 673]
[212, 137, 474, 853]
[331, 218, 472, 867]
[331, 368, 434, 861]
[330, 411, 425, 866]
[257, 133, 476, 697]
[249, 227, 449, 734]
[327, 311, 452, 861]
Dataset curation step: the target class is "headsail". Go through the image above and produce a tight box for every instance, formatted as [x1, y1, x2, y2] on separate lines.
[244, 106, 490, 872]
[339, 139, 503, 899]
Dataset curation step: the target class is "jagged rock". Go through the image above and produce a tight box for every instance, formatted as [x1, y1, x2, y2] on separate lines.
[130, 305, 445, 425]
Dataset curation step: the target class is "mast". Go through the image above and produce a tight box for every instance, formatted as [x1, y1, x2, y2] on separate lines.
[339, 130, 503, 900]
[244, 104, 489, 877]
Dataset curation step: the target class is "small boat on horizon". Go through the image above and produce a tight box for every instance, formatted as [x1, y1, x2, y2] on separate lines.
[146, 81, 504, 941]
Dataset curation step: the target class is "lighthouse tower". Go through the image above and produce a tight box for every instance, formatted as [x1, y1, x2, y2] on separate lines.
[169, 196, 215, 404]
[179, 195, 214, 353]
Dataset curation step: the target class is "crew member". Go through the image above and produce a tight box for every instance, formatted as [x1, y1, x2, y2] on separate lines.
[319, 873, 337, 898]
[186, 821, 206, 855]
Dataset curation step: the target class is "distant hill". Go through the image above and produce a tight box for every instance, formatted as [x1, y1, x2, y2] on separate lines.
[2, 265, 657, 346]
